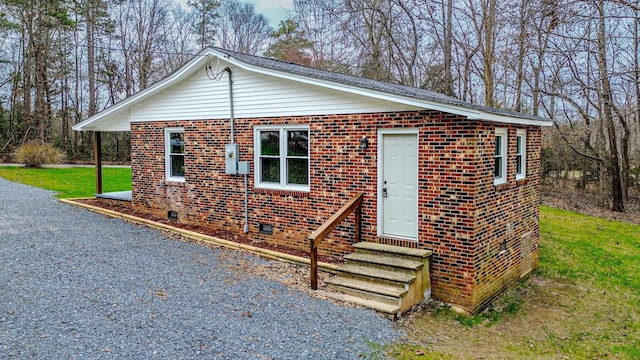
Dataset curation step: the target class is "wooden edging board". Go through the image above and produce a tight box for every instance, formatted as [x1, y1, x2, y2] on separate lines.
[59, 198, 339, 274]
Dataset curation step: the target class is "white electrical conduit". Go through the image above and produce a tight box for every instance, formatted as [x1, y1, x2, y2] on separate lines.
[244, 174, 248, 233]
[223, 66, 248, 234]
[224, 67, 235, 143]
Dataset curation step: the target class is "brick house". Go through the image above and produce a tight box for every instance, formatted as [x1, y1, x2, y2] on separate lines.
[74, 47, 552, 313]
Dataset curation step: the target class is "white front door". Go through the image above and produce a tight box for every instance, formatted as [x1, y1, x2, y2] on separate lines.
[379, 131, 418, 240]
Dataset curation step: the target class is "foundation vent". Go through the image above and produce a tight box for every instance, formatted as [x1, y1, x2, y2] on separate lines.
[258, 223, 273, 235]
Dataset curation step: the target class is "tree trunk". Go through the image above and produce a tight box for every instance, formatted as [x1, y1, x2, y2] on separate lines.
[86, 0, 97, 117]
[636, 2, 640, 130]
[443, 0, 454, 96]
[620, 116, 630, 202]
[596, 0, 624, 211]
[513, 0, 527, 112]
[22, 24, 32, 142]
[481, 0, 496, 108]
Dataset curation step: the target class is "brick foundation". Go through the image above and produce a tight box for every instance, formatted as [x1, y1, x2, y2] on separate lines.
[130, 110, 541, 313]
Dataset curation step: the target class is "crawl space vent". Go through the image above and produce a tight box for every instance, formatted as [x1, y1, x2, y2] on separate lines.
[258, 223, 273, 235]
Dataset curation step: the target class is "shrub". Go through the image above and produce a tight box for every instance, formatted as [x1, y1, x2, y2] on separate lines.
[13, 142, 65, 168]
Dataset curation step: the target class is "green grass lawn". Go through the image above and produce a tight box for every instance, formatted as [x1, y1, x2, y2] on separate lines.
[0, 166, 131, 198]
[388, 205, 640, 359]
[534, 206, 640, 358]
[540, 206, 640, 291]
[1, 167, 638, 358]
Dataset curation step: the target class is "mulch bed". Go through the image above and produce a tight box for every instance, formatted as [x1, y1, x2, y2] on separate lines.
[73, 183, 638, 270]
[73, 198, 342, 265]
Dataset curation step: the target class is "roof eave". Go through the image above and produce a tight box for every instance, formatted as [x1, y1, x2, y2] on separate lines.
[480, 112, 553, 126]
[73, 49, 213, 132]
[211, 48, 552, 126]
[74, 47, 553, 131]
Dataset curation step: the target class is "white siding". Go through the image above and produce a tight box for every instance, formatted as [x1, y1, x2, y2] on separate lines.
[129, 61, 420, 122]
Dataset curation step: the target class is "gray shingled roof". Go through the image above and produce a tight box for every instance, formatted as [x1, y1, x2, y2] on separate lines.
[212, 47, 549, 124]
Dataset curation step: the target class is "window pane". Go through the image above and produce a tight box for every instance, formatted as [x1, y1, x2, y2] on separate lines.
[494, 135, 501, 156]
[516, 136, 522, 154]
[516, 155, 522, 174]
[170, 132, 184, 154]
[261, 157, 280, 183]
[287, 158, 308, 185]
[171, 155, 185, 177]
[287, 130, 308, 157]
[260, 131, 280, 156]
[494, 157, 502, 178]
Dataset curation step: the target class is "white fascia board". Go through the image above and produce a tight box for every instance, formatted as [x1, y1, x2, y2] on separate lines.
[75, 113, 131, 132]
[73, 53, 211, 131]
[479, 112, 554, 127]
[72, 121, 91, 131]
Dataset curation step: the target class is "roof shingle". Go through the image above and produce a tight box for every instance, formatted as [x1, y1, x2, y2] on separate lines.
[212, 47, 550, 124]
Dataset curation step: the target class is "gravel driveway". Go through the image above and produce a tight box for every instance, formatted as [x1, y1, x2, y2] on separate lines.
[0, 178, 401, 359]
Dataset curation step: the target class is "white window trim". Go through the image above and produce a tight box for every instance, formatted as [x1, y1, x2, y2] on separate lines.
[494, 128, 508, 185]
[516, 129, 527, 180]
[165, 127, 185, 182]
[254, 125, 310, 192]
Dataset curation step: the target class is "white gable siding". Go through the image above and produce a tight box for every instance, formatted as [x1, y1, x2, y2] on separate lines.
[74, 48, 552, 132]
[129, 63, 420, 122]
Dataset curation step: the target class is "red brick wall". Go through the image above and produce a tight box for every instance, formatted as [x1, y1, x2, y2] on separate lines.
[470, 123, 542, 312]
[130, 111, 541, 312]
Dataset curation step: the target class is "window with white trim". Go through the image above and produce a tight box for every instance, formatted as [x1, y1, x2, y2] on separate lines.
[516, 129, 527, 180]
[494, 128, 507, 185]
[165, 128, 185, 182]
[254, 125, 309, 191]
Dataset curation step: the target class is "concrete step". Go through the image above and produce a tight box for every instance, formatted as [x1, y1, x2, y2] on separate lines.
[352, 242, 432, 261]
[326, 283, 400, 306]
[326, 276, 408, 299]
[319, 242, 432, 318]
[315, 290, 401, 318]
[338, 264, 415, 284]
[344, 253, 423, 273]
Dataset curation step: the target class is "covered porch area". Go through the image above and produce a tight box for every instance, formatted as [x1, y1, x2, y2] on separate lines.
[90, 130, 132, 201]
[96, 190, 132, 201]
[72, 109, 132, 201]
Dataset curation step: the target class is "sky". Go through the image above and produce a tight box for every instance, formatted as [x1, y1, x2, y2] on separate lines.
[245, 0, 293, 26]
[175, 0, 294, 28]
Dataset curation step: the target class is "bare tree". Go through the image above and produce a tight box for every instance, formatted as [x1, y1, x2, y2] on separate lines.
[110, 0, 172, 94]
[155, 5, 196, 73]
[290, 0, 353, 71]
[464, 0, 499, 107]
[216, 0, 271, 54]
[188, 0, 219, 49]
[0, 0, 636, 206]
[1, 0, 74, 142]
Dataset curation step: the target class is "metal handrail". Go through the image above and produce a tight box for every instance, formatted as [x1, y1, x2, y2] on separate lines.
[308, 192, 364, 290]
